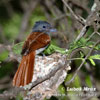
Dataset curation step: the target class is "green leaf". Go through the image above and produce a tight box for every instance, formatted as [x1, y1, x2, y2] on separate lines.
[65, 74, 81, 87]
[58, 84, 66, 94]
[98, 44, 100, 49]
[69, 38, 87, 51]
[74, 75, 81, 87]
[44, 44, 67, 55]
[80, 51, 85, 58]
[93, 44, 100, 50]
[0, 62, 14, 78]
[0, 50, 9, 61]
[16, 93, 23, 100]
[69, 37, 96, 52]
[89, 58, 96, 66]
[65, 74, 72, 83]
[12, 42, 24, 55]
[2, 14, 22, 41]
[85, 75, 92, 87]
[88, 54, 100, 66]
[89, 54, 100, 60]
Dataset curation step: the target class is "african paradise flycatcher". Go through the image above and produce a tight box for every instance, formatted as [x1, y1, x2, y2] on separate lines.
[13, 21, 57, 87]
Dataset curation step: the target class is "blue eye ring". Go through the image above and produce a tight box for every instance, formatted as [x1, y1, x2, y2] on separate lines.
[43, 26, 46, 28]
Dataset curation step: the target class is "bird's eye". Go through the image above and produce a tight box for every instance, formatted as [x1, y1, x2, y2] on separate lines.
[43, 26, 46, 28]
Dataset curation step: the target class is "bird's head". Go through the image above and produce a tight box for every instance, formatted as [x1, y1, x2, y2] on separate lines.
[32, 21, 57, 34]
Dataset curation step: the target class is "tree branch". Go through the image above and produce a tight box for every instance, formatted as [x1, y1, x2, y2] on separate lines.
[62, 0, 85, 25]
[65, 40, 100, 85]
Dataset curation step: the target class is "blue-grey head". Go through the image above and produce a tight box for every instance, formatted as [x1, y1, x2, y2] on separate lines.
[32, 21, 57, 34]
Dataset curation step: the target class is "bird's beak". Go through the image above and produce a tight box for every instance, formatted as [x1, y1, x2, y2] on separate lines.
[49, 28, 57, 32]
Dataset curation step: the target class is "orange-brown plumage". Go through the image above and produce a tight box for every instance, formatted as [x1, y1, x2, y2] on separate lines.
[13, 52, 35, 86]
[21, 32, 50, 55]
[13, 32, 50, 86]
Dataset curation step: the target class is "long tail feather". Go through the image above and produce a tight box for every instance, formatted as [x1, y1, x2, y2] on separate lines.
[13, 51, 35, 87]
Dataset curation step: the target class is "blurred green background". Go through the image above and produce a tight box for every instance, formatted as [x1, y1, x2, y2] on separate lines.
[0, 0, 100, 100]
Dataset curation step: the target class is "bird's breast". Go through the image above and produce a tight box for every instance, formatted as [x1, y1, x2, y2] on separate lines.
[36, 45, 48, 55]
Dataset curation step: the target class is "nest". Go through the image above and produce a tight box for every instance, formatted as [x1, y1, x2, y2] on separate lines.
[22, 53, 71, 100]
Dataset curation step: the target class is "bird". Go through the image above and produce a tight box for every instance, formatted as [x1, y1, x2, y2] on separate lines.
[13, 21, 57, 87]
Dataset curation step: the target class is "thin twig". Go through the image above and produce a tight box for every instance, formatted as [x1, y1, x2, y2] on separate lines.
[53, 14, 70, 21]
[96, 32, 100, 36]
[75, 2, 97, 41]
[76, 25, 89, 41]
[17, 0, 41, 41]
[0, 44, 12, 51]
[0, 88, 24, 99]
[62, 0, 85, 25]
[87, 32, 96, 40]
[62, 0, 90, 41]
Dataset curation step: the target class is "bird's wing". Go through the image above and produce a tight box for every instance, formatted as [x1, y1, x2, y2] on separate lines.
[21, 32, 50, 55]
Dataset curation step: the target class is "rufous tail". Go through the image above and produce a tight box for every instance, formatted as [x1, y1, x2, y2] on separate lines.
[13, 51, 35, 87]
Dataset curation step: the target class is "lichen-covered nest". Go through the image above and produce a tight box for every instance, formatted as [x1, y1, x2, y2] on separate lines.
[23, 53, 71, 100]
